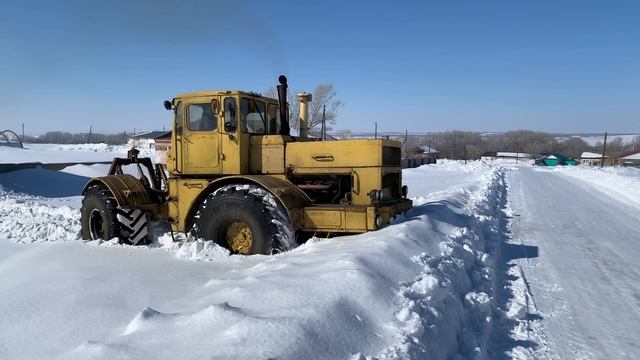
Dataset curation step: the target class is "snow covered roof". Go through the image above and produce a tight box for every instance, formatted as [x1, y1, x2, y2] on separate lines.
[132, 131, 171, 139]
[580, 152, 606, 159]
[620, 152, 640, 160]
[496, 152, 531, 158]
[418, 145, 438, 153]
[545, 155, 558, 159]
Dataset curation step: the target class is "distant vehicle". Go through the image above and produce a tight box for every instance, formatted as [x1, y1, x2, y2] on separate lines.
[80, 76, 412, 254]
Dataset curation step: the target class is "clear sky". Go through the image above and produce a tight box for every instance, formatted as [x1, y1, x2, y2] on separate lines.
[0, 0, 638, 135]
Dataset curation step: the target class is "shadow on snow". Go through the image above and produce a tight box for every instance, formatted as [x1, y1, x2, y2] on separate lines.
[0, 167, 90, 197]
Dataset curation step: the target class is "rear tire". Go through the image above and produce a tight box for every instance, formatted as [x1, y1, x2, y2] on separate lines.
[80, 185, 150, 245]
[194, 185, 294, 255]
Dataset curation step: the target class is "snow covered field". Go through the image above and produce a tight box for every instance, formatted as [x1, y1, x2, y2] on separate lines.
[0, 143, 145, 164]
[1, 145, 639, 359]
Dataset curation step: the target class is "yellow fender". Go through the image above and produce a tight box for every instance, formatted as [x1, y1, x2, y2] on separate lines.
[185, 175, 311, 231]
[82, 174, 152, 208]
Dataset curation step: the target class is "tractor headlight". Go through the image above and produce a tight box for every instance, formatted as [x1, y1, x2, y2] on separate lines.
[375, 215, 382, 228]
[369, 189, 382, 202]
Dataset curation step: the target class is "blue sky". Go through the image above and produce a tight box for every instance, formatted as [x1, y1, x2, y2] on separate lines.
[0, 0, 638, 135]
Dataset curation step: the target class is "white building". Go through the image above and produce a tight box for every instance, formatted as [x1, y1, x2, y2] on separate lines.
[481, 152, 533, 164]
[618, 152, 640, 167]
[580, 152, 607, 166]
[127, 131, 170, 150]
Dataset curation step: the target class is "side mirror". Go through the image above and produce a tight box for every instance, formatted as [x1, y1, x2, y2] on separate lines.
[211, 99, 219, 113]
[163, 100, 173, 110]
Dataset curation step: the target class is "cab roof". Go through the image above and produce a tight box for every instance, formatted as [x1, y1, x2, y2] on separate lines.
[174, 90, 276, 101]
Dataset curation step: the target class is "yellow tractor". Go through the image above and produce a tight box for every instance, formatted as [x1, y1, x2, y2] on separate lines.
[80, 76, 412, 255]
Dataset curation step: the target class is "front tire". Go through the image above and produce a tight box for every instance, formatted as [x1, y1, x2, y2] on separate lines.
[80, 185, 150, 245]
[194, 185, 294, 255]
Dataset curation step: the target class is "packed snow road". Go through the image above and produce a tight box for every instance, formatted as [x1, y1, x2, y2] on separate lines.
[507, 167, 640, 360]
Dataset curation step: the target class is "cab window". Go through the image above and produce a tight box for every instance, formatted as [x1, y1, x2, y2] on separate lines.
[241, 98, 266, 134]
[224, 97, 237, 132]
[187, 103, 217, 131]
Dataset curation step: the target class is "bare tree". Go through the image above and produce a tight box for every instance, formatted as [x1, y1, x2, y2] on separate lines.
[266, 83, 344, 134]
[557, 137, 589, 158]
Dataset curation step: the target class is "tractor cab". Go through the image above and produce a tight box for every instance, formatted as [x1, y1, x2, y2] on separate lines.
[166, 91, 286, 176]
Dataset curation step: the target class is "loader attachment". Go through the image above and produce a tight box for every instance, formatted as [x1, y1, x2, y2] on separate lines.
[108, 148, 167, 194]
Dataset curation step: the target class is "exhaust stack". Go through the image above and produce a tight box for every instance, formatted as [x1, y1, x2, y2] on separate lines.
[277, 75, 290, 136]
[297, 93, 312, 139]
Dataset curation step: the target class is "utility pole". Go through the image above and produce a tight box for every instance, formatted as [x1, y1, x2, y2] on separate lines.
[601, 131, 608, 168]
[88, 125, 93, 143]
[402, 130, 408, 158]
[374, 122, 377, 139]
[22, 123, 24, 142]
[464, 145, 468, 165]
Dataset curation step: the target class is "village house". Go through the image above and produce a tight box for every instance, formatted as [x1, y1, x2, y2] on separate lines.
[617, 151, 640, 167]
[580, 152, 607, 166]
[481, 151, 533, 164]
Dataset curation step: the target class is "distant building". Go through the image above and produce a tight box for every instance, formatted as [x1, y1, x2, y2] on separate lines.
[481, 152, 532, 164]
[402, 145, 438, 168]
[128, 131, 171, 164]
[535, 153, 577, 166]
[416, 145, 438, 164]
[580, 152, 607, 166]
[617, 151, 640, 167]
[535, 154, 559, 166]
[553, 153, 577, 166]
[153, 132, 172, 165]
[128, 131, 171, 150]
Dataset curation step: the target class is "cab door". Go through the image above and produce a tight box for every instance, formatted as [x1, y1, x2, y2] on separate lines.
[182, 97, 222, 174]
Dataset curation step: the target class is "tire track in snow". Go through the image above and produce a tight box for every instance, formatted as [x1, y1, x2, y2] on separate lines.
[506, 167, 640, 360]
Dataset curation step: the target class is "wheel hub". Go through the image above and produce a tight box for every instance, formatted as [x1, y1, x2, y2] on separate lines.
[226, 221, 253, 254]
[89, 209, 105, 240]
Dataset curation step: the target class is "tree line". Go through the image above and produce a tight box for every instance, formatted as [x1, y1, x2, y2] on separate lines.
[394, 130, 640, 160]
[23, 131, 130, 145]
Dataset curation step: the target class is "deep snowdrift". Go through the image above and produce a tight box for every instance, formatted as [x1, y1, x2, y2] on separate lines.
[0, 162, 510, 359]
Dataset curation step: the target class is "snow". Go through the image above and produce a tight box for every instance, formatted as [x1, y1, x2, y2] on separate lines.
[620, 152, 640, 160]
[496, 152, 531, 158]
[1, 144, 639, 359]
[506, 167, 640, 359]
[0, 159, 513, 359]
[580, 151, 605, 159]
[0, 143, 152, 164]
[60, 164, 111, 178]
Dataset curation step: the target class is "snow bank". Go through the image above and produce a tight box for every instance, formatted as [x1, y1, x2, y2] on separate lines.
[0, 163, 511, 360]
[0, 188, 81, 243]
